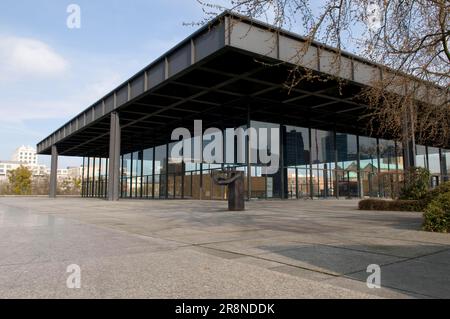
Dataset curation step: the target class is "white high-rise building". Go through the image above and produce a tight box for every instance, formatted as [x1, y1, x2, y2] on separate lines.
[0, 146, 47, 181]
[12, 146, 38, 165]
[1, 146, 85, 182]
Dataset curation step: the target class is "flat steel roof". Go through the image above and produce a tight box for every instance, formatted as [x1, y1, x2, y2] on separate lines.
[37, 11, 447, 156]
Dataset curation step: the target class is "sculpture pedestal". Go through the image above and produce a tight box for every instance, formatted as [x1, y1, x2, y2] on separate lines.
[212, 171, 245, 211]
[227, 174, 245, 211]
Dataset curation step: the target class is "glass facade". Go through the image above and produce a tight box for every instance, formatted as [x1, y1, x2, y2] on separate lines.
[428, 147, 441, 187]
[416, 145, 428, 169]
[311, 129, 335, 198]
[285, 125, 310, 199]
[359, 136, 379, 197]
[142, 147, 154, 198]
[81, 157, 108, 198]
[442, 149, 450, 182]
[336, 133, 358, 198]
[428, 147, 440, 174]
[82, 121, 450, 200]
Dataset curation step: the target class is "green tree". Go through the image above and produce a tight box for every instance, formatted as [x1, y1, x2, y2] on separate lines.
[399, 167, 431, 200]
[73, 177, 82, 193]
[0, 181, 10, 195]
[31, 175, 49, 195]
[58, 177, 82, 195]
[7, 166, 32, 195]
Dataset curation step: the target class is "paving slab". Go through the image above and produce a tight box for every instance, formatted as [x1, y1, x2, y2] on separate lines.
[0, 248, 378, 299]
[346, 259, 450, 299]
[256, 245, 404, 276]
[0, 197, 449, 298]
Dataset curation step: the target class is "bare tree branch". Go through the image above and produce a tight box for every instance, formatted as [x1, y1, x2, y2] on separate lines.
[197, 0, 450, 146]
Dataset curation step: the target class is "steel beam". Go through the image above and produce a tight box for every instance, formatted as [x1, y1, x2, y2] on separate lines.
[49, 145, 58, 198]
[108, 112, 121, 201]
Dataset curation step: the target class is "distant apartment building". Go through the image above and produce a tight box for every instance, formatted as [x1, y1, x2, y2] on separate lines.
[43, 167, 82, 180]
[67, 166, 83, 179]
[56, 168, 68, 180]
[30, 164, 48, 177]
[1, 146, 47, 181]
[12, 145, 38, 165]
[0, 161, 22, 181]
[1, 147, 84, 186]
[0, 160, 48, 181]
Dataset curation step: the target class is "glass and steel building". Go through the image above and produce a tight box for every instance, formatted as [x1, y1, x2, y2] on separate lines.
[79, 124, 450, 200]
[37, 11, 448, 201]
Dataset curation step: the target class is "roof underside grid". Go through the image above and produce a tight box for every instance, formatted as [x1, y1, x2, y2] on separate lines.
[48, 48, 370, 158]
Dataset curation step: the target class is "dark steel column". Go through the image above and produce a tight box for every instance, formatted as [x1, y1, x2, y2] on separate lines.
[108, 112, 121, 201]
[49, 145, 58, 198]
[280, 126, 287, 199]
[140, 150, 144, 198]
[86, 157, 90, 197]
[81, 157, 85, 197]
[152, 148, 155, 199]
[334, 129, 339, 199]
[129, 153, 133, 198]
[165, 144, 169, 199]
[376, 139, 381, 197]
[98, 158, 102, 197]
[105, 158, 109, 198]
[357, 136, 363, 198]
[92, 157, 96, 197]
[309, 128, 314, 199]
[246, 106, 252, 201]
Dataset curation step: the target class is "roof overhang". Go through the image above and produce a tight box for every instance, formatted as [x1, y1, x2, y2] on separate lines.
[37, 11, 447, 157]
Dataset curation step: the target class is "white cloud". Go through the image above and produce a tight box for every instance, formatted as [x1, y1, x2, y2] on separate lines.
[0, 70, 123, 123]
[85, 71, 122, 102]
[0, 35, 69, 81]
[0, 35, 178, 126]
[0, 98, 83, 123]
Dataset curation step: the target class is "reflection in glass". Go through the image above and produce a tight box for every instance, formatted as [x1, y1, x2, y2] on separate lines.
[132, 151, 142, 198]
[442, 149, 450, 181]
[379, 139, 397, 198]
[336, 133, 358, 197]
[285, 126, 310, 167]
[396, 142, 404, 170]
[251, 121, 281, 198]
[359, 136, 378, 197]
[416, 145, 427, 169]
[285, 125, 310, 199]
[143, 148, 154, 198]
[122, 153, 132, 198]
[428, 147, 440, 174]
[168, 142, 184, 199]
[154, 145, 167, 198]
[81, 115, 450, 201]
[311, 129, 335, 197]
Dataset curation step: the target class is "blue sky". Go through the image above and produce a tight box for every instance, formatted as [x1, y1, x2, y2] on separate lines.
[0, 0, 217, 168]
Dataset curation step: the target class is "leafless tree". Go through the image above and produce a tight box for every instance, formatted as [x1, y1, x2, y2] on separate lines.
[31, 175, 50, 195]
[196, 0, 449, 147]
[0, 181, 10, 195]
